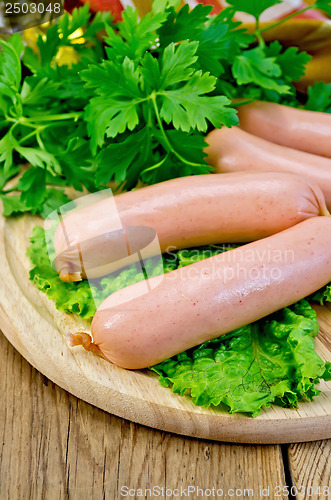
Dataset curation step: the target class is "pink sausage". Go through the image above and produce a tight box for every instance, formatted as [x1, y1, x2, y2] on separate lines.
[69, 217, 331, 369]
[205, 126, 331, 209]
[54, 172, 329, 282]
[237, 101, 331, 158]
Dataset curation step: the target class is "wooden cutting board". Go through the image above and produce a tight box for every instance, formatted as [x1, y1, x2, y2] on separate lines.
[0, 212, 330, 444]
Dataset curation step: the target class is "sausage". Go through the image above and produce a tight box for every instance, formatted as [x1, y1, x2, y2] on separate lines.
[205, 126, 331, 209]
[54, 172, 329, 282]
[237, 100, 331, 158]
[68, 216, 331, 369]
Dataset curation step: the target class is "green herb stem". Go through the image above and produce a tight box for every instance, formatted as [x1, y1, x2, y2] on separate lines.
[5, 112, 81, 132]
[255, 30, 265, 47]
[151, 94, 173, 152]
[151, 93, 208, 171]
[1, 185, 19, 194]
[254, 17, 265, 47]
[9, 117, 39, 129]
[142, 100, 153, 163]
[140, 153, 170, 174]
[26, 112, 82, 123]
[36, 129, 45, 150]
[18, 126, 46, 145]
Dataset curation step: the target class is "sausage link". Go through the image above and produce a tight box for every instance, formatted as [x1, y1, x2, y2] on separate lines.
[54, 172, 329, 282]
[206, 126, 331, 210]
[237, 100, 331, 158]
[69, 217, 331, 369]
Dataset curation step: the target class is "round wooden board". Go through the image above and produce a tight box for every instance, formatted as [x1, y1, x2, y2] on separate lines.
[0, 212, 331, 444]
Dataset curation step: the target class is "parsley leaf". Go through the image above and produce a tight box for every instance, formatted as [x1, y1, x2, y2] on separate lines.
[158, 40, 199, 89]
[0, 195, 29, 217]
[105, 6, 168, 62]
[0, 38, 21, 88]
[38, 188, 71, 219]
[305, 82, 331, 113]
[20, 77, 62, 106]
[95, 129, 147, 185]
[315, 0, 331, 16]
[0, 132, 16, 175]
[157, 3, 212, 47]
[159, 71, 237, 131]
[56, 138, 95, 192]
[266, 41, 311, 82]
[227, 0, 282, 21]
[82, 57, 142, 149]
[82, 29, 237, 188]
[1, 188, 70, 218]
[18, 168, 47, 207]
[233, 47, 291, 94]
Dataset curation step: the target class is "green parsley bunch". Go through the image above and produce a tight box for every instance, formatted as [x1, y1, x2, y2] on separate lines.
[0, 6, 112, 216]
[0, 0, 330, 216]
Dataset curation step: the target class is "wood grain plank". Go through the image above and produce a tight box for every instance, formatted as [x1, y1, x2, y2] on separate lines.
[287, 441, 331, 500]
[0, 332, 289, 500]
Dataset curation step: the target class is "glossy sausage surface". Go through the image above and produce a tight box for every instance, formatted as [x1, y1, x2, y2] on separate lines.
[206, 126, 331, 209]
[237, 100, 331, 158]
[70, 217, 331, 369]
[54, 172, 329, 281]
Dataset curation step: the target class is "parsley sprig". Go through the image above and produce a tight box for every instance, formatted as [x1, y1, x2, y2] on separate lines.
[0, 5, 113, 215]
[82, 32, 238, 187]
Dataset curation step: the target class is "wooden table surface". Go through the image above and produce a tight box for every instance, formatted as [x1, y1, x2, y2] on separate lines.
[1, 331, 330, 500]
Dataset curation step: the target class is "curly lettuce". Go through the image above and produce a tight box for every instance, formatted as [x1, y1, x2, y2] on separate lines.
[152, 301, 331, 416]
[27, 226, 331, 416]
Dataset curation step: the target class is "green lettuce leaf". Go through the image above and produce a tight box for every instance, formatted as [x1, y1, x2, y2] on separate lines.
[27, 226, 331, 416]
[151, 300, 326, 417]
[311, 284, 331, 305]
[27, 225, 200, 319]
[27, 226, 96, 319]
[323, 362, 331, 381]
